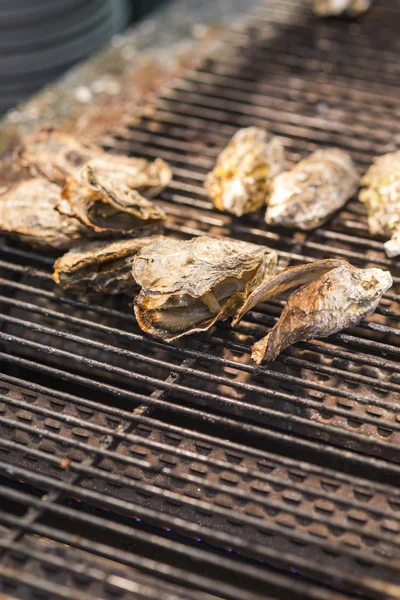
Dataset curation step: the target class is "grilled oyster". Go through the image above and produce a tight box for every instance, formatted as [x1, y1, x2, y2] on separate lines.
[205, 127, 285, 217]
[359, 151, 400, 258]
[0, 178, 90, 250]
[53, 236, 162, 296]
[233, 258, 347, 325]
[265, 148, 359, 230]
[16, 127, 172, 196]
[251, 263, 392, 364]
[133, 236, 278, 341]
[58, 166, 165, 236]
[312, 0, 372, 16]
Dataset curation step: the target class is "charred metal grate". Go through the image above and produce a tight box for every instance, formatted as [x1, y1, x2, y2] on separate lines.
[0, 1, 400, 599]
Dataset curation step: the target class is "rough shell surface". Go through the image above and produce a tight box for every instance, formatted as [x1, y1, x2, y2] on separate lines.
[16, 127, 172, 197]
[133, 235, 278, 341]
[0, 178, 90, 250]
[53, 236, 162, 296]
[312, 0, 372, 16]
[233, 258, 347, 325]
[252, 263, 392, 364]
[133, 235, 273, 300]
[265, 148, 359, 230]
[205, 127, 285, 217]
[359, 150, 400, 257]
[58, 166, 165, 236]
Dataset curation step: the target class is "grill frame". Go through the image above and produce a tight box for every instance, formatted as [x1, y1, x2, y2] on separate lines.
[0, 0, 400, 599]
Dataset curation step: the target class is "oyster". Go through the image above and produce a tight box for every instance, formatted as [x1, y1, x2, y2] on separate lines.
[265, 148, 359, 230]
[16, 127, 172, 196]
[311, 0, 372, 16]
[15, 127, 98, 185]
[58, 166, 166, 236]
[233, 258, 347, 325]
[53, 236, 162, 296]
[359, 151, 400, 258]
[0, 178, 90, 250]
[251, 263, 392, 364]
[133, 236, 278, 341]
[205, 127, 285, 217]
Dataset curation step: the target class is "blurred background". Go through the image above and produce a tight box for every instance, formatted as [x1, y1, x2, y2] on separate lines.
[0, 0, 170, 116]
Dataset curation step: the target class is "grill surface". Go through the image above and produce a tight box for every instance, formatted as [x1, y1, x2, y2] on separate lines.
[0, 1, 400, 599]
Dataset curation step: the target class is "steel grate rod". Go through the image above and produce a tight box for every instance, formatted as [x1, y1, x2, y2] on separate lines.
[0, 468, 394, 600]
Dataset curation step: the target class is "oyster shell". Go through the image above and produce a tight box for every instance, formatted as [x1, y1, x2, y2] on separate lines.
[16, 127, 172, 197]
[0, 178, 91, 250]
[133, 236, 278, 341]
[312, 0, 372, 16]
[265, 148, 359, 230]
[205, 127, 285, 217]
[233, 258, 347, 325]
[53, 236, 162, 296]
[359, 151, 400, 257]
[251, 263, 392, 364]
[58, 166, 166, 236]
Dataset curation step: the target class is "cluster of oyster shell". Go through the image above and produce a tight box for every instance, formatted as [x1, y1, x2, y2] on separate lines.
[0, 102, 394, 366]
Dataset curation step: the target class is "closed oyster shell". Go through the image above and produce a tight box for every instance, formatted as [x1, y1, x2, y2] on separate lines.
[312, 0, 372, 16]
[265, 148, 359, 230]
[205, 127, 285, 217]
[359, 151, 400, 257]
[58, 166, 166, 236]
[53, 236, 162, 296]
[252, 263, 392, 364]
[133, 236, 278, 341]
[16, 126, 172, 197]
[0, 178, 91, 250]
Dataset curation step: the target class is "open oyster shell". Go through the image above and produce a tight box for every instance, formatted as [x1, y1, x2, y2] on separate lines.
[359, 150, 400, 258]
[233, 258, 347, 325]
[311, 0, 372, 16]
[0, 178, 91, 250]
[16, 127, 172, 197]
[53, 236, 162, 296]
[205, 127, 285, 217]
[265, 148, 359, 230]
[58, 166, 166, 237]
[251, 263, 392, 364]
[133, 236, 278, 341]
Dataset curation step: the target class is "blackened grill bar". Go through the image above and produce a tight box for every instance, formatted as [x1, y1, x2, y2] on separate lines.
[0, 0, 400, 599]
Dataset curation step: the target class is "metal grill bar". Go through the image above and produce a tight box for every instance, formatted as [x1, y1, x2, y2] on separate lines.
[0, 0, 400, 598]
[0, 539, 215, 600]
[0, 467, 393, 600]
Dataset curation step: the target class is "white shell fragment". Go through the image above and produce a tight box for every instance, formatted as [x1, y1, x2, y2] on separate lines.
[205, 127, 285, 217]
[265, 148, 359, 230]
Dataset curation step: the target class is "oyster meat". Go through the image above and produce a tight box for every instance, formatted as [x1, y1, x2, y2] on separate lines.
[311, 0, 372, 16]
[0, 178, 91, 250]
[359, 151, 400, 258]
[53, 236, 162, 296]
[58, 166, 166, 236]
[265, 148, 359, 230]
[251, 263, 392, 364]
[133, 236, 278, 341]
[16, 127, 172, 196]
[205, 127, 285, 217]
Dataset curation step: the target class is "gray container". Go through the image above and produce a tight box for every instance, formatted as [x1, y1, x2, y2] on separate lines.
[0, 0, 130, 114]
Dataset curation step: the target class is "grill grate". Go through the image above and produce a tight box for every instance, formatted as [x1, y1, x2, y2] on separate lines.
[0, 1, 400, 598]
